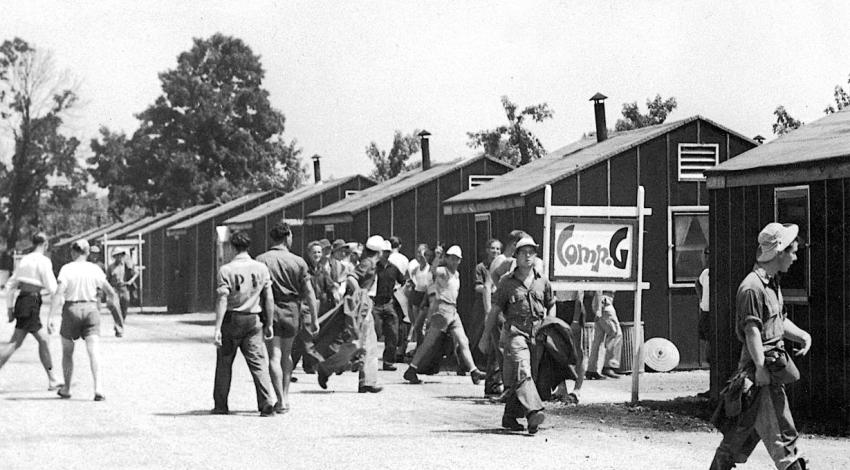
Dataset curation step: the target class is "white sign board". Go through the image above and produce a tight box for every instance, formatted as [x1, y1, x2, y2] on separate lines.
[549, 218, 637, 281]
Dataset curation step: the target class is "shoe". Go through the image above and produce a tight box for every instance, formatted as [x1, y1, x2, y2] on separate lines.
[456, 370, 467, 376]
[403, 366, 421, 384]
[563, 392, 579, 405]
[602, 368, 622, 379]
[358, 385, 383, 393]
[93, 393, 106, 402]
[114, 327, 124, 338]
[527, 410, 545, 435]
[318, 371, 330, 390]
[585, 371, 606, 380]
[484, 385, 504, 397]
[260, 404, 275, 417]
[47, 383, 64, 392]
[210, 408, 229, 415]
[382, 363, 398, 371]
[290, 376, 299, 383]
[501, 416, 524, 431]
[273, 402, 290, 415]
[57, 389, 71, 399]
[470, 369, 486, 385]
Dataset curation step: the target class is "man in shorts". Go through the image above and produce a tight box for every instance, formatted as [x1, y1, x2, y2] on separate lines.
[47, 239, 122, 401]
[256, 222, 318, 413]
[0, 232, 63, 390]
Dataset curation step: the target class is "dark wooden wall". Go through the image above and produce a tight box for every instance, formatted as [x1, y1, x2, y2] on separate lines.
[449, 120, 755, 369]
[710, 177, 850, 424]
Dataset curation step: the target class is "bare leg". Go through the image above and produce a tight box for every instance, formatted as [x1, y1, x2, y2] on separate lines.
[266, 337, 284, 406]
[31, 329, 61, 387]
[84, 335, 102, 396]
[448, 328, 478, 372]
[61, 338, 74, 395]
[0, 329, 27, 369]
[279, 337, 295, 409]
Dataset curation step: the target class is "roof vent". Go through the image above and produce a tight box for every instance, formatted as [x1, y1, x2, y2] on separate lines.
[590, 93, 608, 143]
[418, 130, 431, 171]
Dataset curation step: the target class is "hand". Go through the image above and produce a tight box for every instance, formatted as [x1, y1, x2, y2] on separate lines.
[478, 335, 490, 355]
[213, 330, 222, 348]
[794, 333, 812, 356]
[263, 325, 273, 341]
[755, 365, 770, 386]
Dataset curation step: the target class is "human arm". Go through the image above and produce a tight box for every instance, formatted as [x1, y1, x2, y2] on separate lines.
[5, 271, 19, 322]
[743, 324, 769, 386]
[124, 260, 139, 286]
[262, 285, 274, 340]
[783, 318, 812, 356]
[213, 268, 231, 347]
[303, 278, 320, 336]
[46, 280, 64, 335]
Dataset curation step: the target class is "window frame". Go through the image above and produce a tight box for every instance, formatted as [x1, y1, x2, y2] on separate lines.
[667, 205, 709, 288]
[344, 190, 359, 198]
[774, 185, 810, 304]
[677, 143, 719, 182]
[324, 224, 335, 241]
[468, 175, 497, 190]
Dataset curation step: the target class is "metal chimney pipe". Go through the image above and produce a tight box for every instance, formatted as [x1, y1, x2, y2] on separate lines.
[418, 130, 431, 170]
[753, 135, 766, 145]
[590, 92, 608, 143]
[312, 155, 321, 183]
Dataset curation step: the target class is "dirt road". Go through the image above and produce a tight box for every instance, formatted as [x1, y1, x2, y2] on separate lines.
[1, 312, 848, 469]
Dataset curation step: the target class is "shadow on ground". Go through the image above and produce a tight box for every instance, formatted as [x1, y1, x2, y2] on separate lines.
[546, 397, 716, 433]
[431, 428, 536, 437]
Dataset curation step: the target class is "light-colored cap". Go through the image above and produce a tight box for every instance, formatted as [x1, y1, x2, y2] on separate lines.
[446, 245, 463, 259]
[112, 248, 126, 256]
[756, 223, 799, 262]
[515, 236, 539, 250]
[382, 240, 392, 252]
[71, 239, 90, 252]
[365, 235, 385, 252]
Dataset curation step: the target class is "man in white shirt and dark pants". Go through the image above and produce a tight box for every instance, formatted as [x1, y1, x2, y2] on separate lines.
[47, 239, 121, 401]
[0, 232, 63, 390]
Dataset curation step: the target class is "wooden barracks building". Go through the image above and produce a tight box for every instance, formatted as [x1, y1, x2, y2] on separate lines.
[706, 109, 850, 425]
[443, 94, 757, 368]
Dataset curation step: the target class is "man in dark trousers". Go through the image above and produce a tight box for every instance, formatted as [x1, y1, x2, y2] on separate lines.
[211, 231, 276, 416]
[373, 239, 405, 371]
[709, 223, 811, 470]
[481, 236, 552, 434]
[256, 222, 318, 414]
[106, 248, 138, 323]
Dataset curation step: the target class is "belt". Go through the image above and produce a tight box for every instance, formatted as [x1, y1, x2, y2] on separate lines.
[66, 300, 97, 304]
[225, 310, 259, 316]
[17, 290, 41, 297]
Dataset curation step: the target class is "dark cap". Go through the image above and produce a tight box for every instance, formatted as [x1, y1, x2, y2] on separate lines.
[331, 239, 348, 252]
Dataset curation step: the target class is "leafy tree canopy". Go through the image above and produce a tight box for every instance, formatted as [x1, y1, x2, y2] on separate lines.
[0, 37, 86, 252]
[614, 95, 678, 131]
[88, 33, 305, 216]
[772, 105, 803, 136]
[824, 73, 850, 114]
[467, 96, 553, 166]
[367, 129, 421, 181]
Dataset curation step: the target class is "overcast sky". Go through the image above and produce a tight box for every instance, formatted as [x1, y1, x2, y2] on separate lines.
[2, 1, 848, 181]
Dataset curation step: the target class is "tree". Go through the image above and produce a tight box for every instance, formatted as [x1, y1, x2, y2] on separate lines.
[614, 94, 678, 131]
[88, 33, 305, 215]
[467, 96, 553, 166]
[772, 106, 803, 136]
[0, 38, 86, 253]
[824, 73, 850, 114]
[366, 129, 421, 181]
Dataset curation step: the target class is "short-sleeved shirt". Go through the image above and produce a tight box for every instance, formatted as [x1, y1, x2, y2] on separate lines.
[57, 261, 108, 302]
[736, 265, 786, 367]
[408, 259, 432, 292]
[256, 245, 311, 305]
[374, 259, 405, 305]
[473, 262, 489, 291]
[6, 251, 57, 299]
[217, 252, 272, 313]
[107, 257, 137, 288]
[493, 266, 554, 336]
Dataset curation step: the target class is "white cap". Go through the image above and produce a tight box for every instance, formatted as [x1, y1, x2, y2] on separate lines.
[365, 235, 385, 252]
[515, 236, 539, 250]
[446, 245, 462, 259]
[113, 248, 126, 256]
[71, 239, 90, 253]
[382, 240, 392, 252]
[756, 223, 799, 262]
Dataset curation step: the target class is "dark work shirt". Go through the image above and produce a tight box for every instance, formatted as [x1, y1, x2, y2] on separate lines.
[256, 245, 311, 304]
[493, 267, 554, 337]
[374, 259, 405, 305]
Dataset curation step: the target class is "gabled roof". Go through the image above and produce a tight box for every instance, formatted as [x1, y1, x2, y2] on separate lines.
[168, 191, 275, 231]
[224, 175, 374, 225]
[446, 116, 755, 205]
[54, 221, 122, 247]
[130, 203, 218, 236]
[106, 212, 175, 239]
[706, 109, 850, 175]
[307, 155, 511, 219]
[54, 217, 145, 247]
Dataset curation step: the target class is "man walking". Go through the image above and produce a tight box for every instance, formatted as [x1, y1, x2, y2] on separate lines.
[373, 240, 405, 371]
[211, 231, 276, 416]
[480, 236, 551, 434]
[709, 223, 811, 470]
[256, 223, 318, 413]
[585, 291, 624, 380]
[403, 245, 486, 385]
[47, 239, 122, 401]
[106, 248, 138, 326]
[0, 232, 63, 390]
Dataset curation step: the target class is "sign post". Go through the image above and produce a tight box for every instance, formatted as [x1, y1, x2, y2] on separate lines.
[537, 184, 651, 403]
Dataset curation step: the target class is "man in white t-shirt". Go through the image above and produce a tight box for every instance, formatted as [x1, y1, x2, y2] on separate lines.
[47, 239, 121, 401]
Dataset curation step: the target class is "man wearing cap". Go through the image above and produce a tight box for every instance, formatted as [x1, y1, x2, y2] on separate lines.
[709, 223, 811, 470]
[47, 239, 122, 401]
[403, 245, 486, 385]
[0, 232, 63, 391]
[372, 238, 406, 371]
[585, 290, 623, 380]
[256, 223, 318, 413]
[480, 236, 551, 434]
[106, 248, 138, 326]
[316, 235, 385, 392]
[212, 231, 277, 416]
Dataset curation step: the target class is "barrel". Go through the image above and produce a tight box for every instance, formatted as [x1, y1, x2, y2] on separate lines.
[618, 321, 645, 374]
